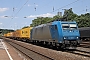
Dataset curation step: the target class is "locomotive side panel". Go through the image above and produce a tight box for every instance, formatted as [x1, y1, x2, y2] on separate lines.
[42, 25, 52, 40]
[31, 25, 52, 41]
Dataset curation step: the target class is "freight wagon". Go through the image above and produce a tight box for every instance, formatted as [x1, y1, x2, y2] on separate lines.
[79, 27, 90, 40]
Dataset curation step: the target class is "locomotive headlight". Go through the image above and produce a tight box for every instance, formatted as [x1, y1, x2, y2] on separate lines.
[70, 30, 72, 32]
[64, 37, 66, 39]
[77, 37, 79, 39]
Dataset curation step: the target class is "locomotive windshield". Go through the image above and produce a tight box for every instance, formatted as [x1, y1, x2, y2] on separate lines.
[62, 24, 69, 30]
[69, 24, 77, 29]
[62, 23, 77, 30]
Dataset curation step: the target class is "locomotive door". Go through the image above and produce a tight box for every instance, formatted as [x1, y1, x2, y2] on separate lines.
[50, 25, 59, 41]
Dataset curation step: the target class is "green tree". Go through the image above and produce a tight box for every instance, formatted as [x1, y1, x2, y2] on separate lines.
[53, 15, 62, 20]
[31, 17, 52, 27]
[75, 13, 90, 27]
[63, 8, 78, 21]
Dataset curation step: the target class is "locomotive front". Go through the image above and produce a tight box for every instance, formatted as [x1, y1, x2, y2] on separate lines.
[60, 21, 80, 49]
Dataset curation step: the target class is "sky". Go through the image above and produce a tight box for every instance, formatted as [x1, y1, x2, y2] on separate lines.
[0, 0, 90, 30]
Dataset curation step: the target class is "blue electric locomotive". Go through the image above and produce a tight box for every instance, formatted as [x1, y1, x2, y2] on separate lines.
[30, 20, 80, 49]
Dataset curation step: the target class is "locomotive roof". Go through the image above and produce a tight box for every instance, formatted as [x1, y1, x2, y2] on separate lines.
[48, 19, 76, 23]
[34, 20, 77, 28]
[34, 23, 52, 28]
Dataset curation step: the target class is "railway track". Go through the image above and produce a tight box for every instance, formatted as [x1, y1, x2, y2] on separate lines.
[79, 39, 90, 48]
[3, 38, 90, 60]
[65, 40, 90, 59]
[4, 39, 54, 60]
[66, 48, 90, 58]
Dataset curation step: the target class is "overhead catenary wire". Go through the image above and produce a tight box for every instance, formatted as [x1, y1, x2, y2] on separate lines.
[34, 3, 36, 11]
[11, 0, 22, 19]
[12, 0, 85, 19]
[76, 7, 90, 14]
[12, 0, 80, 18]
[49, 0, 80, 13]
[12, 0, 29, 19]
[53, 6, 54, 12]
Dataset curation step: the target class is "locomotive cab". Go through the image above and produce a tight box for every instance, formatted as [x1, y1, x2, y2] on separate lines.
[61, 22, 80, 48]
[52, 21, 80, 49]
[62, 22, 79, 40]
